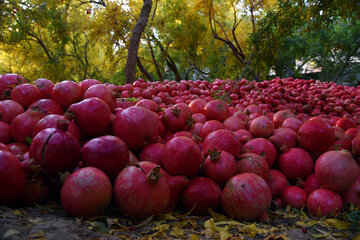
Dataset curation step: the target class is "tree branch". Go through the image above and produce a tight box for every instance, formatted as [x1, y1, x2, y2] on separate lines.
[137, 57, 154, 82]
[334, 40, 360, 83]
[146, 34, 163, 81]
[77, 0, 106, 7]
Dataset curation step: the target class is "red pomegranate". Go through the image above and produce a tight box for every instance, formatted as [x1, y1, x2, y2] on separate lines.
[203, 129, 241, 158]
[0, 122, 11, 144]
[273, 109, 295, 128]
[165, 173, 189, 211]
[281, 117, 303, 132]
[341, 175, 360, 207]
[28, 99, 64, 116]
[249, 115, 274, 138]
[315, 150, 359, 191]
[267, 169, 289, 199]
[78, 79, 101, 93]
[203, 150, 236, 185]
[0, 150, 26, 205]
[302, 174, 321, 196]
[10, 83, 42, 108]
[269, 127, 297, 152]
[81, 135, 130, 180]
[236, 153, 270, 181]
[222, 173, 272, 221]
[0, 100, 25, 124]
[199, 120, 225, 139]
[278, 148, 314, 181]
[51, 80, 83, 110]
[242, 138, 277, 168]
[139, 143, 164, 167]
[223, 116, 246, 131]
[307, 188, 343, 217]
[0, 73, 27, 100]
[135, 99, 159, 112]
[181, 177, 222, 215]
[162, 136, 202, 177]
[61, 167, 112, 218]
[203, 100, 229, 122]
[281, 186, 307, 209]
[161, 104, 189, 133]
[33, 78, 55, 99]
[113, 161, 170, 219]
[84, 84, 116, 112]
[234, 129, 253, 145]
[189, 98, 207, 113]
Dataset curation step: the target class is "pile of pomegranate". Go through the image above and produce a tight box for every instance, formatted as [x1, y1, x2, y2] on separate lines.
[1, 73, 360, 221]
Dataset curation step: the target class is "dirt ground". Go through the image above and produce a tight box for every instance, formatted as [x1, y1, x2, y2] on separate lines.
[1, 201, 359, 240]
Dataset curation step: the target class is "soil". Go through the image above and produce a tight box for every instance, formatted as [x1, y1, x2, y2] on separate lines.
[0, 202, 358, 240]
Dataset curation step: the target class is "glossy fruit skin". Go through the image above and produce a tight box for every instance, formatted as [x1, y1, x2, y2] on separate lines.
[61, 167, 112, 218]
[236, 153, 270, 182]
[10, 83, 42, 108]
[272, 110, 295, 129]
[113, 106, 160, 151]
[139, 143, 164, 167]
[203, 150, 236, 185]
[234, 129, 253, 145]
[113, 161, 170, 219]
[203, 129, 241, 158]
[222, 173, 272, 221]
[0, 150, 26, 205]
[281, 117, 303, 132]
[281, 186, 307, 209]
[10, 109, 45, 143]
[335, 117, 356, 131]
[181, 177, 222, 215]
[307, 188, 343, 217]
[69, 97, 111, 137]
[223, 116, 245, 131]
[161, 104, 189, 133]
[34, 78, 55, 99]
[135, 99, 159, 112]
[189, 98, 207, 113]
[303, 174, 320, 196]
[81, 135, 129, 180]
[0, 100, 25, 124]
[84, 84, 116, 112]
[78, 79, 101, 93]
[165, 173, 189, 211]
[269, 127, 297, 152]
[268, 170, 289, 199]
[242, 138, 277, 168]
[203, 100, 229, 122]
[278, 148, 314, 181]
[249, 115, 274, 138]
[0, 73, 26, 100]
[162, 136, 202, 177]
[29, 122, 80, 176]
[51, 80, 83, 110]
[314, 150, 359, 191]
[298, 117, 335, 152]
[199, 120, 225, 139]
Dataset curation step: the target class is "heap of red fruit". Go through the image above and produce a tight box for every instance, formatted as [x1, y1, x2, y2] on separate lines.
[1, 73, 360, 221]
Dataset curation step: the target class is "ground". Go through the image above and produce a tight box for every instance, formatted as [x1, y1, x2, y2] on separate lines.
[0, 202, 359, 240]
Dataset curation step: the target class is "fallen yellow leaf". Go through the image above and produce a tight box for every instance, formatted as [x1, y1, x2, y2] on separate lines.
[324, 218, 350, 230]
[208, 209, 227, 221]
[170, 226, 184, 237]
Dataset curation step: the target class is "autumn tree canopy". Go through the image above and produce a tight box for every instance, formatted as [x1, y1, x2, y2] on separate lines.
[0, 0, 359, 84]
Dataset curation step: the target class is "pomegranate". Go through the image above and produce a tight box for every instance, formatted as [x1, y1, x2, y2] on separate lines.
[113, 161, 170, 219]
[189, 98, 207, 113]
[21, 175, 50, 206]
[341, 176, 360, 207]
[335, 117, 356, 131]
[61, 167, 112, 218]
[113, 106, 159, 151]
[307, 188, 343, 217]
[236, 153, 270, 181]
[0, 73, 26, 100]
[28, 99, 64, 116]
[135, 99, 159, 112]
[165, 173, 189, 211]
[10, 83, 41, 108]
[281, 186, 307, 209]
[223, 116, 246, 131]
[51, 80, 83, 110]
[34, 78, 55, 99]
[203, 129, 241, 158]
[273, 109, 295, 128]
[278, 148, 314, 181]
[0, 121, 11, 143]
[29, 120, 80, 176]
[298, 117, 335, 152]
[192, 113, 207, 124]
[181, 177, 222, 215]
[199, 120, 225, 139]
[81, 135, 130, 180]
[0, 100, 25, 124]
[139, 143, 164, 167]
[234, 129, 253, 145]
[269, 127, 297, 152]
[8, 142, 29, 155]
[315, 150, 359, 191]
[84, 84, 116, 112]
[0, 150, 26, 205]
[161, 105, 189, 133]
[68, 97, 111, 137]
[162, 136, 202, 177]
[222, 173, 272, 221]
[242, 138, 277, 168]
[203, 100, 229, 122]
[281, 117, 303, 132]
[78, 79, 101, 93]
[249, 115, 274, 138]
[268, 169, 289, 199]
[203, 150, 236, 185]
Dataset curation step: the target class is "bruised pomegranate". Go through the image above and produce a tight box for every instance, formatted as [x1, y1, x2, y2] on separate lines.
[278, 148, 313, 181]
[0, 100, 24, 124]
[81, 135, 130, 180]
[249, 115, 274, 138]
[281, 186, 307, 209]
[203, 129, 241, 158]
[203, 150, 236, 185]
[242, 138, 277, 168]
[181, 177, 222, 215]
[61, 167, 112, 218]
[69, 97, 111, 137]
[307, 188, 343, 217]
[222, 173, 272, 221]
[113, 106, 159, 151]
[0, 150, 26, 205]
[139, 143, 164, 167]
[236, 153, 270, 182]
[268, 170, 289, 199]
[113, 161, 170, 219]
[298, 117, 335, 152]
[162, 136, 202, 177]
[315, 150, 359, 191]
[29, 120, 80, 176]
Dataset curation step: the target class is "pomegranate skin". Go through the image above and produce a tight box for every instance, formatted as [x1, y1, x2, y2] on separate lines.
[51, 80, 83, 110]
[203, 150, 236, 185]
[342, 176, 360, 207]
[249, 115, 274, 138]
[10, 83, 42, 108]
[0, 100, 25, 124]
[81, 135, 130, 180]
[113, 106, 160, 151]
[28, 99, 64, 116]
[139, 143, 164, 167]
[236, 153, 270, 182]
[278, 148, 314, 181]
[162, 136, 202, 177]
[315, 150, 359, 191]
[165, 174, 189, 211]
[203, 129, 241, 158]
[303, 174, 321, 196]
[273, 110, 295, 129]
[34, 78, 54, 99]
[203, 100, 229, 122]
[268, 169, 289, 199]
[61, 167, 112, 218]
[0, 73, 27, 100]
[113, 162, 170, 219]
[242, 138, 277, 168]
[10, 109, 44, 143]
[83, 84, 116, 112]
[269, 127, 297, 152]
[0, 150, 26, 205]
[307, 188, 343, 217]
[0, 121, 11, 143]
[181, 177, 222, 215]
[222, 173, 272, 221]
[69, 97, 111, 137]
[298, 117, 335, 152]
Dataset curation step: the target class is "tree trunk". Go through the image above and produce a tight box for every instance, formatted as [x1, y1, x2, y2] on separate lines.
[125, 0, 152, 84]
